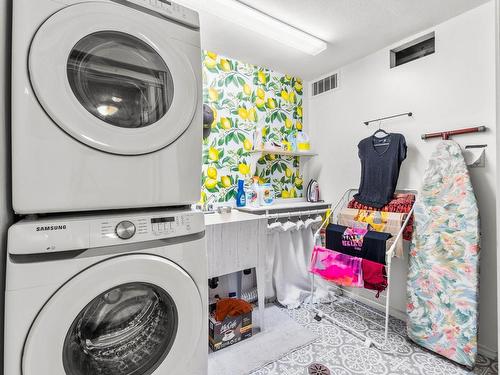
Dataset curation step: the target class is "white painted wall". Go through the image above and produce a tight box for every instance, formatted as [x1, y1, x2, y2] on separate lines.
[307, 1, 497, 357]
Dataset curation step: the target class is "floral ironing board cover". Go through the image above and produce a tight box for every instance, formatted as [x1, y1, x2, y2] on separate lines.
[407, 141, 480, 368]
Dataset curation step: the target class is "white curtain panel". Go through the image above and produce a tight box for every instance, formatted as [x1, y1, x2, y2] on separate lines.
[266, 225, 333, 308]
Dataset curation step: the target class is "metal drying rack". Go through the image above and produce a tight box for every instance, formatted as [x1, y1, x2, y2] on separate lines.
[309, 188, 416, 349]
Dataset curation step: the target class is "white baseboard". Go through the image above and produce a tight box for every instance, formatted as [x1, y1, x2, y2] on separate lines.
[478, 343, 498, 360]
[340, 288, 407, 321]
[340, 290, 498, 360]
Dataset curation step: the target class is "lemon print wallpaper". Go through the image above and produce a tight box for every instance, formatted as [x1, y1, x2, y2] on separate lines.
[201, 51, 304, 204]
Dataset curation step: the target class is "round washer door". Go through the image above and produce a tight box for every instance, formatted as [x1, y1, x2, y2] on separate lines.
[29, 2, 199, 155]
[22, 254, 203, 375]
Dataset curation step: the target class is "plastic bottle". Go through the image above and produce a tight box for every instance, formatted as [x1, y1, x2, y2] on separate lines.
[260, 183, 274, 206]
[246, 177, 261, 208]
[297, 132, 311, 151]
[236, 179, 246, 207]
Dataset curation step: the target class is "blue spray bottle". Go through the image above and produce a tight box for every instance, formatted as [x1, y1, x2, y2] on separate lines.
[236, 179, 246, 207]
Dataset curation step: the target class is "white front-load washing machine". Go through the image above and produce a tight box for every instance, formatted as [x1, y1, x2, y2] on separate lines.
[5, 209, 208, 375]
[12, 0, 203, 214]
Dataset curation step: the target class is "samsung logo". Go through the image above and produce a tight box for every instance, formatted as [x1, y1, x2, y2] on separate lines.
[36, 225, 67, 232]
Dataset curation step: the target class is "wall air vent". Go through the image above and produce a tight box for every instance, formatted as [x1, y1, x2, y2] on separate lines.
[312, 73, 338, 96]
[391, 32, 435, 68]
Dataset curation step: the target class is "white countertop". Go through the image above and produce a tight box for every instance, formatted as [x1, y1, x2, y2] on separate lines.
[203, 210, 265, 226]
[236, 200, 331, 214]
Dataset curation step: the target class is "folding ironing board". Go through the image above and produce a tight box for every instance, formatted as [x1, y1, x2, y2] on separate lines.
[407, 141, 480, 368]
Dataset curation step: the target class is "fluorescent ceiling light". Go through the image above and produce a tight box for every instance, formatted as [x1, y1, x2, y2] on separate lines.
[175, 0, 327, 55]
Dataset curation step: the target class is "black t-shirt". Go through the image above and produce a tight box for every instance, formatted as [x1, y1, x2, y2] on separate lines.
[353, 133, 407, 208]
[326, 224, 391, 264]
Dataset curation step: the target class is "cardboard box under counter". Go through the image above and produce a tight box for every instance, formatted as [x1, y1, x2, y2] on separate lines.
[209, 310, 252, 352]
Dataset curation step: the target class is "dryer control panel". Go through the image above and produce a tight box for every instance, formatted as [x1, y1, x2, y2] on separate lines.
[121, 0, 200, 29]
[8, 209, 204, 255]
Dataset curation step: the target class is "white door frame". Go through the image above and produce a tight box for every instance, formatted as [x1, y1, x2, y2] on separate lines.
[495, 0, 500, 359]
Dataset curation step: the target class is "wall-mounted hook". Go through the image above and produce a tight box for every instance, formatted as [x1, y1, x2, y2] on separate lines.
[464, 144, 487, 168]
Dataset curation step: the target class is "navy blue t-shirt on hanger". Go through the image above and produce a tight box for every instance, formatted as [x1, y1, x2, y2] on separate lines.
[353, 133, 407, 208]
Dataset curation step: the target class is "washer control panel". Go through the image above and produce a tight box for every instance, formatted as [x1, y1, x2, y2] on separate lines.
[115, 220, 136, 240]
[95, 211, 197, 245]
[8, 209, 204, 255]
[151, 216, 175, 234]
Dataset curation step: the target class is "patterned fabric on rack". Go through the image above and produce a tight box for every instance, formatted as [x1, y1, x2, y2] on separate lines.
[310, 246, 363, 287]
[348, 193, 415, 241]
[407, 141, 480, 368]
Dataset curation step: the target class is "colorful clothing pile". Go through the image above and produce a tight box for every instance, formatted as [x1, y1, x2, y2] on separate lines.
[348, 193, 415, 241]
[313, 225, 391, 297]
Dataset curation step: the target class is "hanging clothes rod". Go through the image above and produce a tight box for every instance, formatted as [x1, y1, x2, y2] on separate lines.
[266, 208, 328, 220]
[364, 112, 412, 126]
[421, 126, 486, 140]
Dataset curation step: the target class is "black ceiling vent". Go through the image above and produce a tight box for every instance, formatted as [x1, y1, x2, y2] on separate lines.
[390, 32, 435, 68]
[312, 73, 338, 96]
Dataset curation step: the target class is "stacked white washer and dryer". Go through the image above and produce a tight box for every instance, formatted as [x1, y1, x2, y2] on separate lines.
[6, 0, 207, 374]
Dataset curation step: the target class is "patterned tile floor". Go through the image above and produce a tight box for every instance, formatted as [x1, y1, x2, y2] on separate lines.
[251, 297, 498, 375]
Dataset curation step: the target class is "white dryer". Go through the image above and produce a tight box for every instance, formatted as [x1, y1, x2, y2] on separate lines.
[12, 0, 203, 214]
[5, 209, 208, 375]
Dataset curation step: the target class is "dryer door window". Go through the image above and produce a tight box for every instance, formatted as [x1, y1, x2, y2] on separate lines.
[62, 283, 177, 375]
[67, 32, 174, 129]
[29, 2, 200, 155]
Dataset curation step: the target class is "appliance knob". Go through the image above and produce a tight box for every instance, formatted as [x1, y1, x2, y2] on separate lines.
[115, 221, 136, 240]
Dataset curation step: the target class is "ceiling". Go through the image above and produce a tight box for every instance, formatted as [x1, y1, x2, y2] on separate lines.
[191, 0, 490, 81]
